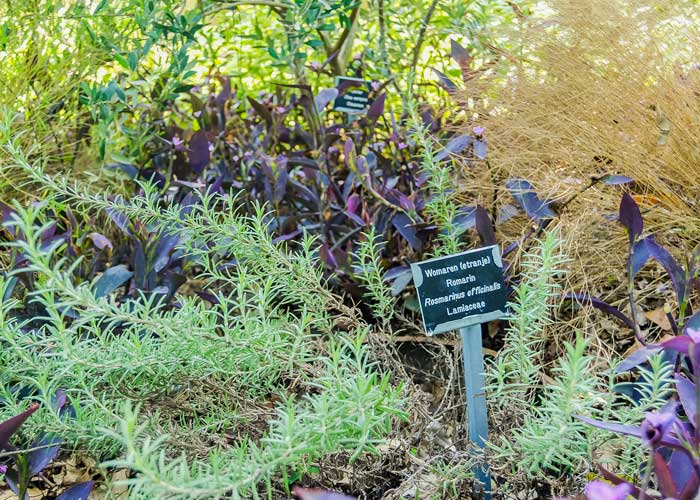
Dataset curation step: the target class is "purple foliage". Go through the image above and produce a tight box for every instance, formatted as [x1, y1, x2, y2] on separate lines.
[0, 399, 91, 499]
[639, 404, 678, 448]
[619, 192, 643, 246]
[366, 92, 386, 122]
[645, 237, 687, 303]
[188, 130, 211, 174]
[473, 137, 487, 159]
[564, 293, 635, 330]
[432, 68, 458, 92]
[97, 77, 508, 313]
[28, 436, 61, 475]
[474, 205, 496, 246]
[94, 265, 133, 299]
[504, 178, 555, 221]
[87, 233, 113, 251]
[566, 192, 700, 499]
[630, 236, 653, 278]
[84, 74, 647, 322]
[434, 135, 472, 161]
[55, 481, 94, 500]
[0, 404, 39, 450]
[584, 481, 633, 500]
[569, 192, 698, 336]
[314, 88, 339, 112]
[576, 328, 700, 499]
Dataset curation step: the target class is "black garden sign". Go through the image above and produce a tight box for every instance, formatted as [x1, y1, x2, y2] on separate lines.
[332, 76, 373, 114]
[410, 245, 508, 336]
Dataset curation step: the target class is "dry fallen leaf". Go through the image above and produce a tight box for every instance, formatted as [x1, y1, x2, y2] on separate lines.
[621, 340, 646, 360]
[0, 487, 43, 500]
[645, 306, 672, 331]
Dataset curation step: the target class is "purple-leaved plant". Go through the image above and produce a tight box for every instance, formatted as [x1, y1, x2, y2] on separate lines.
[0, 396, 94, 500]
[557, 191, 700, 498]
[293, 486, 356, 500]
[573, 326, 700, 499]
[584, 481, 634, 500]
[567, 192, 700, 346]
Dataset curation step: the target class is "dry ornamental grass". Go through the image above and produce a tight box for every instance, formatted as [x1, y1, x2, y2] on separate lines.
[454, 0, 700, 355]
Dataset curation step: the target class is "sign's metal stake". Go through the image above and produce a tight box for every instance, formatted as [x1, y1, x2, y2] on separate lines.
[409, 244, 504, 498]
[460, 324, 492, 499]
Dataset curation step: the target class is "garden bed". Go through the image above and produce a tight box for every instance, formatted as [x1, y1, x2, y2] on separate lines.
[2, 0, 700, 499]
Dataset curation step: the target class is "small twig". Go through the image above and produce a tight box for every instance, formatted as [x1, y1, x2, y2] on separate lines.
[409, 0, 440, 80]
[638, 452, 654, 500]
[665, 303, 678, 335]
[0, 442, 60, 459]
[554, 176, 602, 214]
[485, 159, 500, 223]
[206, 0, 292, 16]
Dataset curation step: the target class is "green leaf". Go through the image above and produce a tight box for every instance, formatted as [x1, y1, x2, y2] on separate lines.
[113, 53, 130, 70]
[128, 51, 139, 72]
[305, 39, 324, 48]
[94, 265, 133, 299]
[99, 139, 106, 161]
[93, 0, 109, 14]
[109, 152, 133, 165]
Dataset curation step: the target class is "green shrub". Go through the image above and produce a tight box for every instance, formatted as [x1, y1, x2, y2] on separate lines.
[0, 165, 405, 497]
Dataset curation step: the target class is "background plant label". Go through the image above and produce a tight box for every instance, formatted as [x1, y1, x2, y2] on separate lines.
[333, 76, 373, 114]
[410, 245, 507, 336]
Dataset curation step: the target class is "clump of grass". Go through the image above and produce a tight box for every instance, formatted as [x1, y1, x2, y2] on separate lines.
[439, 3, 700, 413]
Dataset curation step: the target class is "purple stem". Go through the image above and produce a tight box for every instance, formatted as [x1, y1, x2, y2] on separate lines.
[627, 243, 646, 345]
[693, 348, 700, 454]
[637, 452, 654, 500]
[666, 306, 679, 335]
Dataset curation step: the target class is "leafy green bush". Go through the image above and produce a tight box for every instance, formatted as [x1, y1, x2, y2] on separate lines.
[0, 164, 405, 497]
[485, 228, 677, 490]
[488, 230, 567, 409]
[486, 231, 605, 478]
